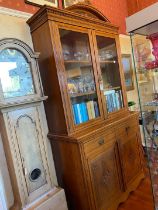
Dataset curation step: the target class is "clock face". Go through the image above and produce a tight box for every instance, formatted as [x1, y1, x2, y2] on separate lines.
[0, 48, 35, 99]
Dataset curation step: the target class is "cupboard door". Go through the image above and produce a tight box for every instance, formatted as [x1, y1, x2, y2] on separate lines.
[87, 142, 122, 210]
[118, 132, 142, 188]
[59, 29, 102, 126]
[94, 34, 124, 114]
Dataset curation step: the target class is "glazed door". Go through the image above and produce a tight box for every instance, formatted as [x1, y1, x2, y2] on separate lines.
[58, 27, 104, 127]
[87, 140, 122, 210]
[92, 32, 126, 115]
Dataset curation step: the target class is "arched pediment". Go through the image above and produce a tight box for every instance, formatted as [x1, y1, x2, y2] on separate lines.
[66, 3, 110, 22]
[0, 38, 39, 59]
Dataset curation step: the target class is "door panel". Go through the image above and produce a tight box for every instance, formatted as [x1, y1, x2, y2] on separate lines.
[119, 133, 142, 187]
[58, 28, 103, 126]
[94, 34, 124, 114]
[87, 142, 122, 210]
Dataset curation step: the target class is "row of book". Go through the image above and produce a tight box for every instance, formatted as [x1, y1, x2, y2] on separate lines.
[104, 89, 123, 113]
[72, 101, 99, 125]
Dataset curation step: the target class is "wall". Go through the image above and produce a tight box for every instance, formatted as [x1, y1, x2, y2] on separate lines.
[0, 0, 128, 34]
[0, 0, 38, 13]
[0, 10, 32, 47]
[91, 0, 128, 34]
[127, 0, 158, 16]
[0, 0, 158, 34]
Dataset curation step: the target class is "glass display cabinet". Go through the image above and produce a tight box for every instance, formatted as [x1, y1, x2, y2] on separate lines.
[130, 21, 158, 210]
[28, 4, 144, 210]
[59, 29, 124, 126]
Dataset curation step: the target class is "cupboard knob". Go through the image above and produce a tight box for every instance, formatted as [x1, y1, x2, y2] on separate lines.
[125, 126, 130, 133]
[98, 138, 105, 145]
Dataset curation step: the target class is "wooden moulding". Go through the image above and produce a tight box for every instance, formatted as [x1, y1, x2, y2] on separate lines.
[27, 4, 119, 34]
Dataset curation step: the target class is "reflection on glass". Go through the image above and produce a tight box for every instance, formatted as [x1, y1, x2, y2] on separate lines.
[0, 48, 35, 98]
[131, 32, 158, 209]
[96, 36, 124, 113]
[59, 29, 100, 125]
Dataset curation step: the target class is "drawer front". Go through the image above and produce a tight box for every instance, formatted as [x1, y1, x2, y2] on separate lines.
[83, 131, 115, 155]
[115, 116, 138, 139]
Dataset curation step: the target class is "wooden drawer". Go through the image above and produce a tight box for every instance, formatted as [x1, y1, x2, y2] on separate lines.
[115, 117, 138, 137]
[83, 131, 115, 155]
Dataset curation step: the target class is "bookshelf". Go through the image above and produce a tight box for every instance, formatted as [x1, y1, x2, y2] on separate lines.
[99, 60, 117, 64]
[104, 86, 121, 91]
[70, 91, 96, 97]
[28, 4, 144, 210]
[64, 60, 91, 63]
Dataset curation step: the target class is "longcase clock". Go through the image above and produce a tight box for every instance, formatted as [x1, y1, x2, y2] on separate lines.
[0, 38, 68, 210]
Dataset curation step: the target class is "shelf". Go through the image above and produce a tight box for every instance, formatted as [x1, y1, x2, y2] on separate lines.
[99, 60, 117, 64]
[144, 101, 158, 106]
[70, 91, 96, 98]
[143, 101, 158, 111]
[64, 60, 91, 63]
[103, 86, 121, 91]
[138, 80, 148, 85]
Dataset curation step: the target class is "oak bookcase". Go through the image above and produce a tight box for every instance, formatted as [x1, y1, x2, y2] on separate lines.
[28, 4, 144, 210]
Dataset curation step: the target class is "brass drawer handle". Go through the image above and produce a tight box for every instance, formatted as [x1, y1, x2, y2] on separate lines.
[98, 138, 105, 146]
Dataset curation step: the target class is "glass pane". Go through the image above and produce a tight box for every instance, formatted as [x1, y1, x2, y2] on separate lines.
[59, 29, 100, 125]
[96, 36, 124, 113]
[0, 48, 35, 98]
[131, 31, 158, 209]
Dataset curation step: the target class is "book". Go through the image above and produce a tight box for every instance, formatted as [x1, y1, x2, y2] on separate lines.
[86, 101, 93, 120]
[72, 103, 83, 124]
[115, 91, 121, 110]
[111, 91, 117, 111]
[105, 94, 111, 113]
[90, 101, 95, 119]
[72, 104, 80, 124]
[93, 101, 99, 117]
[105, 90, 115, 113]
[76, 104, 82, 123]
[119, 90, 123, 108]
[80, 102, 89, 122]
[73, 103, 89, 124]
[72, 104, 77, 124]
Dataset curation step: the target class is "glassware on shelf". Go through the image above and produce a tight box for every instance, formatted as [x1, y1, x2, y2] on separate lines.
[67, 74, 96, 96]
[98, 50, 113, 61]
[63, 50, 71, 61]
[85, 53, 90, 61]
[59, 29, 100, 125]
[74, 51, 90, 61]
[74, 52, 83, 61]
